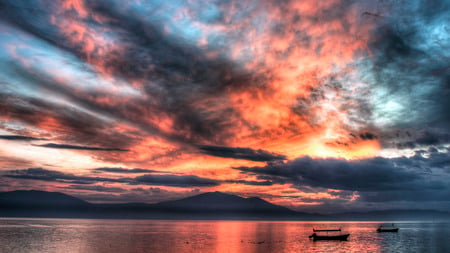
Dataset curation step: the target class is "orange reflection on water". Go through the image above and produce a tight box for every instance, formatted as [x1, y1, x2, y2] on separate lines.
[0, 219, 392, 253]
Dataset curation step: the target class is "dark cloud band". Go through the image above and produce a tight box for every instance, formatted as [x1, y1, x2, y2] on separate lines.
[3, 168, 219, 188]
[198, 145, 287, 161]
[93, 168, 161, 173]
[36, 143, 129, 151]
[0, 135, 46, 141]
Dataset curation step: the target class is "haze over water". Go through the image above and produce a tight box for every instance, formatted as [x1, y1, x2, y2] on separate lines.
[1, 218, 449, 253]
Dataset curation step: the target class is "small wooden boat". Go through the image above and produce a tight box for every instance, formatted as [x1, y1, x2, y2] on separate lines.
[309, 228, 349, 241]
[309, 232, 350, 241]
[377, 227, 399, 232]
[377, 224, 399, 232]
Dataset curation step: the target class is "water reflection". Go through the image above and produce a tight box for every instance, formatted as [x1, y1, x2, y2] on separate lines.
[0, 219, 449, 253]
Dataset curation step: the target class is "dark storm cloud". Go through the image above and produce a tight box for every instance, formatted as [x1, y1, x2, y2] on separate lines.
[0, 1, 63, 50]
[0, 0, 255, 145]
[415, 131, 450, 146]
[2, 167, 278, 188]
[237, 157, 421, 191]
[364, 0, 450, 144]
[236, 150, 450, 200]
[93, 168, 161, 173]
[198, 145, 287, 161]
[84, 2, 255, 144]
[0, 135, 46, 141]
[36, 143, 128, 151]
[358, 132, 377, 140]
[379, 129, 450, 149]
[2, 168, 223, 188]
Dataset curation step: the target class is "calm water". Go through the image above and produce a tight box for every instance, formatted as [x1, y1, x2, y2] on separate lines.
[0, 218, 449, 253]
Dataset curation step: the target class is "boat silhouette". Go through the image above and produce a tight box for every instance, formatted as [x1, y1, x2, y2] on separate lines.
[309, 228, 349, 241]
[377, 223, 399, 232]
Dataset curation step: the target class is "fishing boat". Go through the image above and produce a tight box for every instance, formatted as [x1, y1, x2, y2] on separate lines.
[377, 224, 399, 232]
[309, 228, 349, 241]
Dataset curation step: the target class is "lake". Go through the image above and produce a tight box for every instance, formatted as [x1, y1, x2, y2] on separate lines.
[0, 218, 449, 252]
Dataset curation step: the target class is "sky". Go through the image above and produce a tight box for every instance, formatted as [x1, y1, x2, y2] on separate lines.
[0, 0, 449, 214]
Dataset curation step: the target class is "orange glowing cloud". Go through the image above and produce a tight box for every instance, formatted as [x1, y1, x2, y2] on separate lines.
[176, 0, 382, 159]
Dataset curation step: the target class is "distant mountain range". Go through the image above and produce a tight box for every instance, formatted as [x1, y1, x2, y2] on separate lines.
[1, 190, 449, 220]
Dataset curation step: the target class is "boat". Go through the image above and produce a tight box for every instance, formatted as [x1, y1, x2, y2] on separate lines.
[377, 224, 399, 232]
[309, 233, 350, 241]
[309, 228, 349, 241]
[377, 227, 399, 232]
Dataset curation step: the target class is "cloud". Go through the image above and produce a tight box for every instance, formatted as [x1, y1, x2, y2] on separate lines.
[224, 179, 273, 186]
[236, 150, 450, 209]
[1, 0, 449, 150]
[93, 167, 161, 173]
[3, 167, 278, 189]
[1, 0, 448, 157]
[2, 168, 221, 188]
[358, 132, 377, 140]
[3, 168, 127, 184]
[1, 0, 450, 209]
[0, 155, 35, 168]
[36, 143, 129, 151]
[62, 185, 126, 193]
[363, 1, 450, 139]
[198, 145, 287, 161]
[379, 129, 450, 149]
[237, 157, 420, 191]
[133, 174, 220, 187]
[0, 0, 251, 146]
[0, 94, 136, 152]
[237, 152, 450, 191]
[0, 135, 46, 141]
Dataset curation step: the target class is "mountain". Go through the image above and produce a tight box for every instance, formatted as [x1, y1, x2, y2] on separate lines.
[155, 191, 295, 213]
[0, 190, 89, 207]
[3, 190, 446, 221]
[0, 190, 92, 218]
[153, 191, 311, 219]
[0, 190, 318, 220]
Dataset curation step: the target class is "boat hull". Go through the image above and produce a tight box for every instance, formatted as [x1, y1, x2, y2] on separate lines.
[377, 228, 399, 232]
[309, 234, 350, 241]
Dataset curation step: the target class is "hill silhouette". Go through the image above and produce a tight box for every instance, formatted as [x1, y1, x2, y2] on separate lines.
[0, 190, 89, 207]
[1, 190, 448, 220]
[156, 191, 294, 213]
[153, 191, 308, 219]
[0, 190, 316, 220]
